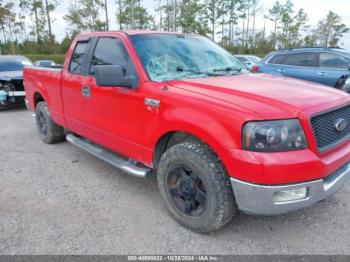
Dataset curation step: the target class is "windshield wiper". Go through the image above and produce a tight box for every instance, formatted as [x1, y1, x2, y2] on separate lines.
[213, 67, 242, 74]
[176, 66, 225, 77]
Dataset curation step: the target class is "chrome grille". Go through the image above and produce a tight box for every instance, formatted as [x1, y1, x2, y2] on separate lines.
[310, 104, 350, 152]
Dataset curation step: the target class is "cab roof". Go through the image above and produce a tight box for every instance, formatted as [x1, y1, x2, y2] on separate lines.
[77, 30, 187, 39]
[117, 30, 181, 35]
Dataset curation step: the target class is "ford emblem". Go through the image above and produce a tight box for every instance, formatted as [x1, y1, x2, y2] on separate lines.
[335, 118, 347, 132]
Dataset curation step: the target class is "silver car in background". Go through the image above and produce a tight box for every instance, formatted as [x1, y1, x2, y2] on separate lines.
[234, 55, 261, 70]
[34, 60, 62, 68]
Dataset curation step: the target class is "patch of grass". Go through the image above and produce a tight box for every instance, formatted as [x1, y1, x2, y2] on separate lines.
[24, 54, 66, 64]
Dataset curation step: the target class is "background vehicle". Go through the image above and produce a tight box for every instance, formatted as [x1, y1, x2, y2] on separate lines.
[0, 55, 32, 109]
[34, 60, 62, 68]
[24, 32, 350, 233]
[234, 55, 261, 70]
[254, 47, 350, 91]
[343, 78, 350, 92]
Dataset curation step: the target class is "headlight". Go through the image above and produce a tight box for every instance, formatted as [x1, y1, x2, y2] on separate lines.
[242, 119, 307, 152]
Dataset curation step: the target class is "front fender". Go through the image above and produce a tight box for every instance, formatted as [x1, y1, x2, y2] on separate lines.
[146, 106, 241, 171]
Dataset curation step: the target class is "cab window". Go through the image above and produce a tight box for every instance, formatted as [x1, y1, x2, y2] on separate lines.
[69, 42, 89, 74]
[89, 37, 137, 77]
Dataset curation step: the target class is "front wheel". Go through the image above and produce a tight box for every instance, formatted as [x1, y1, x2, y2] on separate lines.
[157, 141, 237, 233]
[35, 101, 64, 144]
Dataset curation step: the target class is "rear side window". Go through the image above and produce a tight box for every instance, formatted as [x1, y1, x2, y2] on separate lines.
[320, 53, 350, 69]
[283, 52, 317, 67]
[89, 37, 136, 76]
[268, 54, 287, 64]
[69, 42, 88, 74]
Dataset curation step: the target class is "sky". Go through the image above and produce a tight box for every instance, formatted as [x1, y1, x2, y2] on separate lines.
[48, 0, 350, 49]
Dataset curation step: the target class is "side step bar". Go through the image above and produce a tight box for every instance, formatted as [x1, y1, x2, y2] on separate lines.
[66, 134, 150, 178]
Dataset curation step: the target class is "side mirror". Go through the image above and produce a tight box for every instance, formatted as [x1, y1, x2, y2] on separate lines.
[95, 65, 137, 88]
[244, 61, 251, 65]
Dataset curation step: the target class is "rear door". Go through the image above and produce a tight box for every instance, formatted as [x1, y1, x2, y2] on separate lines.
[316, 52, 350, 87]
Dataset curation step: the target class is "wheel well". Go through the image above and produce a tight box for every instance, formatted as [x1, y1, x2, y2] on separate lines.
[154, 131, 199, 167]
[33, 92, 44, 108]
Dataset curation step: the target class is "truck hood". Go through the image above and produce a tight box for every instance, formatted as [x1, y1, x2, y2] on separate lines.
[0, 71, 23, 81]
[167, 73, 350, 118]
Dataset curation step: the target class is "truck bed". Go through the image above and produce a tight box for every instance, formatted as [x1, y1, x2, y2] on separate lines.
[23, 66, 64, 126]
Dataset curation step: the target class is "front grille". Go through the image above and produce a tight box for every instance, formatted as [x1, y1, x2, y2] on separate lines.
[0, 80, 24, 92]
[11, 80, 24, 91]
[311, 104, 350, 152]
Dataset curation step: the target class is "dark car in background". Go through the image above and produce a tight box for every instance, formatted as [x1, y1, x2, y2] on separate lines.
[254, 47, 350, 91]
[0, 55, 32, 109]
[34, 60, 61, 68]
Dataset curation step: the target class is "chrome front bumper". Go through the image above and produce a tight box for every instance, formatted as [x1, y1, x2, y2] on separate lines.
[230, 162, 350, 215]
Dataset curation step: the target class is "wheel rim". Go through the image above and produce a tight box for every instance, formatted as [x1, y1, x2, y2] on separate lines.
[167, 165, 207, 217]
[37, 111, 48, 135]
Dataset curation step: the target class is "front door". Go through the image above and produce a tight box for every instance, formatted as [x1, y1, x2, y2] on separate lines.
[84, 36, 145, 161]
[61, 39, 92, 136]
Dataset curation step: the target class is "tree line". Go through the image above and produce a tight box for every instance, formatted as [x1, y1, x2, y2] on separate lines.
[0, 0, 349, 55]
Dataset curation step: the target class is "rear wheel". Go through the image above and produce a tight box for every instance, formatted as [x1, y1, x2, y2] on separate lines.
[157, 141, 237, 233]
[35, 101, 64, 144]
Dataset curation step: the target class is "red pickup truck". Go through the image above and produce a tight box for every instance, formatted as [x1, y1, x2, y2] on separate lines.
[24, 31, 350, 233]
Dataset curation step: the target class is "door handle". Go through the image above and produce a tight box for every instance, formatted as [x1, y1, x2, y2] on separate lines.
[82, 85, 91, 97]
[276, 69, 285, 73]
[316, 72, 327, 76]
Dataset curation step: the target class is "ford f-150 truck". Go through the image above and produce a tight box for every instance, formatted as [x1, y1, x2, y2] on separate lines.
[24, 31, 350, 233]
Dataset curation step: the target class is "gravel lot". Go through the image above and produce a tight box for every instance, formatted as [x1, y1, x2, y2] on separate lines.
[1, 107, 350, 255]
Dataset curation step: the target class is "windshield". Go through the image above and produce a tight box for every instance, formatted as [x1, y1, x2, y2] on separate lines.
[130, 34, 248, 81]
[0, 58, 32, 72]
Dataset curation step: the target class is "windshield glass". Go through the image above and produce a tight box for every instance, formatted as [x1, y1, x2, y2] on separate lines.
[130, 34, 248, 81]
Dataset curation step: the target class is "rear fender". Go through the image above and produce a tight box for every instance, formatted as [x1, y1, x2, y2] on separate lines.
[24, 69, 50, 111]
[31, 82, 50, 110]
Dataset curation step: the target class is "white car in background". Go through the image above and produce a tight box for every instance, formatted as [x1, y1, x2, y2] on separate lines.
[34, 60, 62, 68]
[234, 55, 261, 70]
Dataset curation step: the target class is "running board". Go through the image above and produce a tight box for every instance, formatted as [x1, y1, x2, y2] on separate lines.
[66, 134, 150, 178]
